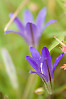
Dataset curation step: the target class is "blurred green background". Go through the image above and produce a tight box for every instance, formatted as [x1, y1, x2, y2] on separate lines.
[0, 0, 66, 99]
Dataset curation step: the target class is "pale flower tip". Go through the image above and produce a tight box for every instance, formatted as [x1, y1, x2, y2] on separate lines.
[60, 66, 64, 69]
[53, 35, 56, 39]
[4, 24, 8, 32]
[53, 35, 58, 40]
[60, 64, 66, 70]
[53, 35, 57, 41]
[64, 68, 66, 70]
[35, 87, 44, 95]
[4, 27, 7, 32]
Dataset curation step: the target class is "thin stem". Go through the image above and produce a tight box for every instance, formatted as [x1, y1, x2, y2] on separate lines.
[22, 74, 36, 99]
[53, 35, 65, 46]
[4, 0, 29, 32]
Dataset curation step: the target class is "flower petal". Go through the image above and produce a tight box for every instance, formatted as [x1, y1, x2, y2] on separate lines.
[9, 13, 25, 32]
[25, 22, 39, 46]
[42, 46, 52, 70]
[23, 10, 34, 25]
[29, 70, 48, 82]
[42, 20, 57, 32]
[5, 30, 21, 35]
[53, 52, 65, 73]
[30, 47, 41, 65]
[41, 46, 53, 81]
[36, 7, 46, 32]
[42, 60, 54, 82]
[4, 30, 25, 38]
[26, 56, 40, 72]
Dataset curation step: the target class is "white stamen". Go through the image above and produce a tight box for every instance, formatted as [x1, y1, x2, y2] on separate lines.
[40, 63, 43, 74]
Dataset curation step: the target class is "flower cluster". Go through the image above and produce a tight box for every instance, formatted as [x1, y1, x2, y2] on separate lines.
[5, 8, 56, 47]
[4, 7, 65, 94]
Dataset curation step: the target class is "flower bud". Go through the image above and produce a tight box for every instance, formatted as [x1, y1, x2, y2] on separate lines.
[35, 87, 44, 95]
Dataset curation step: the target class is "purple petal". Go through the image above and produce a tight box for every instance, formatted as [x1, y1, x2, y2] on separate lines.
[23, 10, 34, 25]
[29, 70, 48, 82]
[53, 52, 65, 73]
[30, 47, 41, 65]
[41, 61, 49, 80]
[41, 60, 53, 82]
[42, 46, 52, 70]
[26, 56, 40, 72]
[43, 19, 57, 31]
[41, 46, 53, 80]
[9, 13, 25, 32]
[5, 30, 21, 35]
[25, 22, 39, 46]
[4, 30, 25, 38]
[36, 7, 46, 32]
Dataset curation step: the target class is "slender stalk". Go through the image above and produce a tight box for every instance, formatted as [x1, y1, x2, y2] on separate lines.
[4, 0, 29, 32]
[22, 74, 36, 99]
[53, 36, 65, 46]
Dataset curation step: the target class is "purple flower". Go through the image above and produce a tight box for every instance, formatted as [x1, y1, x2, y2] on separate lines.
[26, 46, 64, 94]
[5, 8, 57, 47]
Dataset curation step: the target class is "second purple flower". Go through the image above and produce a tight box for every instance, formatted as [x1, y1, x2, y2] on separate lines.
[5, 7, 57, 47]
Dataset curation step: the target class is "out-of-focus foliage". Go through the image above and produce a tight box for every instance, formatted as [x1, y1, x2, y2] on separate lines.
[0, 0, 66, 99]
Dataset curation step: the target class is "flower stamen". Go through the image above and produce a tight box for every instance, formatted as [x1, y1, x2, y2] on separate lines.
[40, 63, 43, 74]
